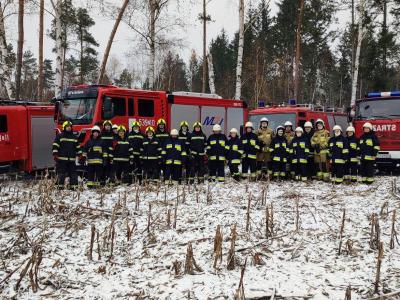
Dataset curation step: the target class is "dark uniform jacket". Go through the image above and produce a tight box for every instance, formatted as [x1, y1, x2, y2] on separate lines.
[226, 136, 243, 164]
[52, 131, 82, 161]
[188, 130, 207, 155]
[206, 133, 228, 161]
[162, 137, 187, 165]
[101, 130, 114, 159]
[155, 128, 170, 147]
[290, 135, 311, 163]
[141, 137, 162, 160]
[83, 137, 107, 165]
[128, 130, 144, 156]
[240, 132, 260, 160]
[113, 136, 132, 162]
[328, 135, 349, 164]
[346, 135, 360, 163]
[359, 132, 380, 161]
[270, 135, 288, 162]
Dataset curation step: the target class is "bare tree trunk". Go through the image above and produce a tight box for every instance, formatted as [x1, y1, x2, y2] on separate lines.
[80, 28, 83, 84]
[351, 0, 364, 107]
[382, 0, 387, 73]
[38, 0, 44, 101]
[51, 0, 63, 97]
[0, 3, 14, 99]
[15, 0, 24, 100]
[207, 53, 216, 94]
[234, 0, 244, 100]
[293, 0, 305, 102]
[98, 0, 130, 84]
[202, 0, 206, 93]
[148, 0, 156, 90]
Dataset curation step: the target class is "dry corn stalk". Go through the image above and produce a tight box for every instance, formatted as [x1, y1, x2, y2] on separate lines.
[246, 194, 251, 232]
[370, 213, 380, 250]
[344, 285, 351, 300]
[233, 257, 247, 300]
[213, 225, 223, 269]
[227, 224, 237, 270]
[184, 242, 203, 275]
[338, 209, 346, 255]
[374, 242, 384, 294]
[89, 224, 96, 260]
[390, 210, 399, 249]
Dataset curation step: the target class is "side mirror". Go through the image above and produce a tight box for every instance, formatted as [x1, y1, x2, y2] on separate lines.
[102, 96, 113, 119]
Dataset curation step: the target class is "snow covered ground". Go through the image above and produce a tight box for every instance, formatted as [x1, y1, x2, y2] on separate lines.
[1, 176, 400, 299]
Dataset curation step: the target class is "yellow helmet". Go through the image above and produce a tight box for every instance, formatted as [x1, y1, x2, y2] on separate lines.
[117, 125, 126, 132]
[193, 121, 202, 128]
[102, 120, 112, 127]
[146, 126, 155, 133]
[132, 121, 140, 128]
[180, 121, 189, 128]
[157, 118, 166, 125]
[62, 121, 73, 130]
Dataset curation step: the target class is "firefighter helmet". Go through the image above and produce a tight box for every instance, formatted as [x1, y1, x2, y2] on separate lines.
[91, 125, 101, 133]
[284, 121, 293, 127]
[245, 122, 253, 128]
[112, 124, 118, 130]
[230, 128, 238, 134]
[117, 125, 126, 132]
[103, 120, 112, 127]
[315, 119, 325, 127]
[363, 122, 373, 130]
[62, 121, 73, 130]
[213, 124, 222, 132]
[333, 125, 342, 132]
[346, 126, 355, 133]
[295, 127, 304, 133]
[304, 121, 313, 128]
[180, 121, 189, 128]
[132, 120, 140, 128]
[276, 126, 285, 134]
[170, 129, 179, 136]
[157, 118, 166, 125]
[193, 121, 202, 128]
[146, 126, 155, 133]
[260, 117, 269, 123]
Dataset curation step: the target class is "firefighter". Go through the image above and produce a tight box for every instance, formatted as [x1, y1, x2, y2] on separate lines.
[113, 125, 132, 184]
[328, 125, 349, 184]
[141, 126, 162, 182]
[270, 126, 288, 180]
[241, 122, 259, 180]
[226, 128, 243, 181]
[112, 124, 119, 138]
[155, 118, 169, 178]
[82, 126, 107, 189]
[290, 127, 311, 181]
[162, 129, 187, 184]
[284, 121, 295, 178]
[206, 124, 228, 182]
[100, 120, 115, 185]
[188, 122, 207, 184]
[256, 117, 274, 178]
[179, 121, 191, 183]
[303, 121, 315, 178]
[52, 121, 81, 190]
[345, 126, 359, 182]
[311, 119, 330, 181]
[128, 121, 144, 183]
[359, 122, 380, 184]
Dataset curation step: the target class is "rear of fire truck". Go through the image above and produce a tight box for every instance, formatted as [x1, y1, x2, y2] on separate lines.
[352, 91, 400, 170]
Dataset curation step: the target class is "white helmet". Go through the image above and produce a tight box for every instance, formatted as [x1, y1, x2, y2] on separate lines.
[333, 125, 342, 132]
[245, 122, 253, 128]
[112, 124, 118, 130]
[91, 125, 101, 132]
[346, 126, 355, 133]
[284, 121, 293, 127]
[260, 117, 269, 123]
[363, 122, 373, 130]
[230, 128, 238, 134]
[170, 129, 179, 136]
[304, 121, 313, 128]
[295, 127, 303, 133]
[213, 124, 222, 132]
[316, 119, 325, 127]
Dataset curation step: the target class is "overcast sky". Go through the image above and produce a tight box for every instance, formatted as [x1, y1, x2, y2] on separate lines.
[4, 0, 349, 75]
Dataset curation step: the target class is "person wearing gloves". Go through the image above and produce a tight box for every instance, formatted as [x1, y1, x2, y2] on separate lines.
[303, 121, 315, 178]
[311, 119, 330, 181]
[226, 128, 243, 181]
[100, 120, 115, 185]
[241, 122, 260, 180]
[113, 125, 132, 184]
[128, 121, 144, 183]
[256, 117, 274, 178]
[178, 121, 191, 183]
[206, 124, 228, 182]
[188, 122, 207, 184]
[345, 126, 359, 182]
[328, 125, 349, 184]
[270, 126, 288, 180]
[82, 126, 107, 189]
[52, 121, 82, 190]
[359, 122, 380, 184]
[141, 126, 162, 182]
[162, 129, 187, 185]
[290, 127, 311, 181]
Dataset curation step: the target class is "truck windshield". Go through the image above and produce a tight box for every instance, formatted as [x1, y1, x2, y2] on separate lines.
[249, 113, 297, 131]
[58, 98, 97, 125]
[356, 98, 400, 120]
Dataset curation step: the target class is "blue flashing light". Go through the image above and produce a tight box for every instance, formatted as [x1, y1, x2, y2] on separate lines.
[367, 91, 400, 98]
[288, 99, 296, 105]
[258, 100, 265, 108]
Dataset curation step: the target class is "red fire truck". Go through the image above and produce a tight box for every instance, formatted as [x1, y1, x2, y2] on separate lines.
[351, 91, 400, 169]
[249, 103, 348, 132]
[0, 102, 55, 172]
[54, 85, 248, 143]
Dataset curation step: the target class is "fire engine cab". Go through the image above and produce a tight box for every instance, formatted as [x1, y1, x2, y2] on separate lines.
[0, 102, 55, 172]
[55, 85, 248, 143]
[249, 102, 348, 132]
[351, 91, 400, 169]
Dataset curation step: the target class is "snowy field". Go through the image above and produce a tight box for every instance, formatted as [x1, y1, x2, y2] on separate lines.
[1, 176, 400, 299]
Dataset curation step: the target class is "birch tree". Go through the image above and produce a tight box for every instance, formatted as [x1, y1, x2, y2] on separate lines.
[0, 0, 14, 99]
[38, 0, 44, 101]
[207, 52, 215, 94]
[351, 0, 364, 106]
[50, 0, 63, 97]
[293, 0, 305, 102]
[15, 0, 24, 100]
[234, 0, 244, 100]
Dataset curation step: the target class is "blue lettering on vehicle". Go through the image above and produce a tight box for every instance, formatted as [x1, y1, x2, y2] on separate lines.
[203, 116, 224, 126]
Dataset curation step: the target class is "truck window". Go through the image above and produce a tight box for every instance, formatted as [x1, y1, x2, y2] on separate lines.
[128, 98, 134, 116]
[103, 96, 126, 118]
[138, 99, 154, 117]
[0, 115, 7, 132]
[327, 115, 335, 131]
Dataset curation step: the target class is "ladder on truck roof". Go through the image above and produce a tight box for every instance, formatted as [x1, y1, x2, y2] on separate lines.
[0, 99, 52, 106]
[273, 102, 345, 113]
[171, 91, 223, 99]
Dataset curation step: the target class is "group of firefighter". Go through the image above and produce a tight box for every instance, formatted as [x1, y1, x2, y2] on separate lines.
[52, 116, 380, 190]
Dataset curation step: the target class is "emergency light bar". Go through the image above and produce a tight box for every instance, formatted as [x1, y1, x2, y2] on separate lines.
[367, 91, 400, 98]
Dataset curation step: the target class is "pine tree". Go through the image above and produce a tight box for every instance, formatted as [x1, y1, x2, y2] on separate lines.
[115, 69, 133, 88]
[158, 51, 188, 91]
